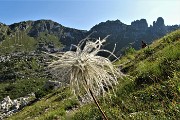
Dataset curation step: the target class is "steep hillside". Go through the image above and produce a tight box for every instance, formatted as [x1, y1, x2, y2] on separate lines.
[7, 30, 180, 120]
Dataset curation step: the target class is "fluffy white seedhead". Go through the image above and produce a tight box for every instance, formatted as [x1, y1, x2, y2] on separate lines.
[48, 37, 121, 98]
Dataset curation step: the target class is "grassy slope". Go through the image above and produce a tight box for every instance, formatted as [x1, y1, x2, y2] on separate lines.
[0, 29, 62, 55]
[8, 30, 180, 120]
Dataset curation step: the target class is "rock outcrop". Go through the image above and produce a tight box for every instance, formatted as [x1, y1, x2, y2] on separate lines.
[0, 93, 36, 119]
[44, 80, 62, 90]
[88, 17, 179, 56]
[131, 19, 148, 31]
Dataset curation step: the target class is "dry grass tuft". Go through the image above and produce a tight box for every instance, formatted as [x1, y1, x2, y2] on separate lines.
[48, 37, 122, 98]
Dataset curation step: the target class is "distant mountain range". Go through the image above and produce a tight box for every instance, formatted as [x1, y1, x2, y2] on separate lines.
[0, 17, 179, 56]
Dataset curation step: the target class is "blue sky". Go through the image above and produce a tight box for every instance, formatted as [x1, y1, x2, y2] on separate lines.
[0, 0, 180, 30]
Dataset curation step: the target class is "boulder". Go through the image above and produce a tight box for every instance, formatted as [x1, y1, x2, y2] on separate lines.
[44, 80, 62, 90]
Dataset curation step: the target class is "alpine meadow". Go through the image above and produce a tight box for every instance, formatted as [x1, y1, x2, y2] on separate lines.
[0, 1, 180, 119]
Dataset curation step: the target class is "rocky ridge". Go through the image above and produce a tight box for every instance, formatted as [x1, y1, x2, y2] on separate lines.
[0, 17, 179, 56]
[89, 17, 180, 55]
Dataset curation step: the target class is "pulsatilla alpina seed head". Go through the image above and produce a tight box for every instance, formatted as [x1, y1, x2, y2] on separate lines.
[48, 37, 122, 98]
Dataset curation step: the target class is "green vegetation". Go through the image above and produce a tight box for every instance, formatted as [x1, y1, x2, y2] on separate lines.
[37, 32, 62, 48]
[0, 30, 63, 54]
[7, 30, 180, 119]
[8, 87, 79, 120]
[0, 31, 36, 54]
[0, 53, 52, 100]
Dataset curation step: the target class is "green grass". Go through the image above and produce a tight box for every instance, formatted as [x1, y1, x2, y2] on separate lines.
[0, 30, 63, 54]
[7, 87, 79, 120]
[0, 78, 48, 100]
[37, 32, 63, 48]
[7, 30, 180, 120]
[0, 32, 36, 54]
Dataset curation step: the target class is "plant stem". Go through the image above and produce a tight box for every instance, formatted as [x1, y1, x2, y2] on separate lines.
[89, 88, 108, 120]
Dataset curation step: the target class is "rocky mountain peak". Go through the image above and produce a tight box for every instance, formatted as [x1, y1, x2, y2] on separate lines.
[153, 17, 165, 27]
[90, 19, 126, 32]
[131, 19, 148, 30]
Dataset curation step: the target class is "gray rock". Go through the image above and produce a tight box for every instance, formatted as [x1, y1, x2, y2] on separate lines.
[44, 80, 62, 90]
[0, 93, 36, 119]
